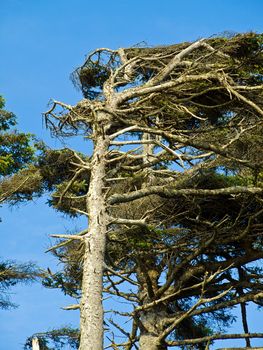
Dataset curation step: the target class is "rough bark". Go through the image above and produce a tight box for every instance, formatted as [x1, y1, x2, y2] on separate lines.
[137, 263, 168, 350]
[79, 113, 110, 350]
[139, 311, 167, 350]
[45, 35, 263, 349]
[139, 334, 167, 350]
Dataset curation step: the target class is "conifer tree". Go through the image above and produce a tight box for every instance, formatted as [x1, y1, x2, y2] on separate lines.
[40, 33, 263, 349]
[0, 96, 39, 309]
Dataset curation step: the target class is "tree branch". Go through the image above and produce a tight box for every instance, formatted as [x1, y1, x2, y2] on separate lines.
[108, 186, 263, 205]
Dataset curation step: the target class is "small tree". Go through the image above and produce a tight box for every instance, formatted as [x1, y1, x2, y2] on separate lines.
[0, 95, 36, 203]
[45, 33, 263, 350]
[0, 95, 39, 308]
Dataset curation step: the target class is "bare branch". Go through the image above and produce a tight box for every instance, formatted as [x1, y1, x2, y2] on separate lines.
[167, 333, 263, 347]
[108, 186, 263, 205]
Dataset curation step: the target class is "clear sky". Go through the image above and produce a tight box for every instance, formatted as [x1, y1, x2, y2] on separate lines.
[1, 1, 263, 349]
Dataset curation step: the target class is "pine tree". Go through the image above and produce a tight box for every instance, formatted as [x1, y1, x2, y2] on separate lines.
[0, 96, 39, 309]
[39, 33, 263, 349]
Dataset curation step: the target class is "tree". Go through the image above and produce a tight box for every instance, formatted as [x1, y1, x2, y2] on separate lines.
[0, 96, 40, 308]
[43, 33, 263, 350]
[0, 96, 36, 203]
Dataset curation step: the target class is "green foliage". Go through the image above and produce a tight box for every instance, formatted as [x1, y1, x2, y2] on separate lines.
[0, 96, 41, 311]
[0, 147, 89, 206]
[0, 132, 35, 176]
[0, 105, 16, 131]
[0, 97, 35, 177]
[37, 149, 89, 215]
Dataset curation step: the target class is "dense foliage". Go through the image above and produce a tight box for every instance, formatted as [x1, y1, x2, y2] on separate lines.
[0, 96, 34, 177]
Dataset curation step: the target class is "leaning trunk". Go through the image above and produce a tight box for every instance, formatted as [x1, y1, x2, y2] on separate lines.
[79, 122, 110, 350]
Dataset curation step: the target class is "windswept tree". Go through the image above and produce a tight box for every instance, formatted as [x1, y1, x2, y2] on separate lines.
[44, 33, 263, 350]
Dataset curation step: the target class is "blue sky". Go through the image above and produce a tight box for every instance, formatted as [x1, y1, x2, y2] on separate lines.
[1, 0, 263, 349]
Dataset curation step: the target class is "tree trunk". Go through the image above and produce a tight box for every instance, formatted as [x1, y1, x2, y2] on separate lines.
[139, 334, 167, 350]
[138, 309, 168, 350]
[79, 117, 110, 350]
